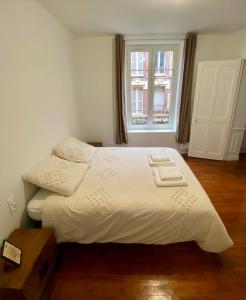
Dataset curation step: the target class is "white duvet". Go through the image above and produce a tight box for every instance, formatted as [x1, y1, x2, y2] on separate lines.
[39, 147, 233, 253]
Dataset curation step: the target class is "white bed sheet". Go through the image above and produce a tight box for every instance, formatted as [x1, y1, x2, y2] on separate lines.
[32, 147, 233, 253]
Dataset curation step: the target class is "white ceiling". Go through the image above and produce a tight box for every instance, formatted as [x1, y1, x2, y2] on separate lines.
[36, 0, 246, 36]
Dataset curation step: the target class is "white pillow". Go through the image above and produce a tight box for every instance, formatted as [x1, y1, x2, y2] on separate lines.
[53, 137, 96, 163]
[23, 155, 89, 196]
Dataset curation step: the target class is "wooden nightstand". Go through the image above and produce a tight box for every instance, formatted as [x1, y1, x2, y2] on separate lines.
[0, 229, 57, 300]
[87, 142, 103, 147]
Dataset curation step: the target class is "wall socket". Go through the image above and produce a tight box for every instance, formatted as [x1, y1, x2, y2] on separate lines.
[7, 194, 17, 216]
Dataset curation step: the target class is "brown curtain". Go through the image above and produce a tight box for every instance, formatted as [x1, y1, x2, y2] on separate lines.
[177, 32, 197, 144]
[115, 34, 128, 144]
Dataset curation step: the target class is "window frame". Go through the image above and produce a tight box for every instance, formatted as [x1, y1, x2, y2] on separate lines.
[125, 42, 183, 131]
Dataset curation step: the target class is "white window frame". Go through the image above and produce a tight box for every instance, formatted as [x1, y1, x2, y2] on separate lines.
[125, 41, 184, 131]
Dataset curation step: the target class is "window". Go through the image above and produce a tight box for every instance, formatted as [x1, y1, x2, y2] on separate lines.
[126, 43, 182, 130]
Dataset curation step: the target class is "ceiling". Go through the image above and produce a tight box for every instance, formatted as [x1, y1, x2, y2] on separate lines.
[36, 0, 246, 36]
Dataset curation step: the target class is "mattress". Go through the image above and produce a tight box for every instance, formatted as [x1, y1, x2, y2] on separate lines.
[27, 147, 233, 253]
[27, 189, 49, 221]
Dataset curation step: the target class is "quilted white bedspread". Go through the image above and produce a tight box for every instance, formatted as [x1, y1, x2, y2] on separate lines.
[40, 147, 233, 253]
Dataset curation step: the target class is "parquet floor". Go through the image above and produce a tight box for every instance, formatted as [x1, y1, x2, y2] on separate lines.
[46, 155, 246, 300]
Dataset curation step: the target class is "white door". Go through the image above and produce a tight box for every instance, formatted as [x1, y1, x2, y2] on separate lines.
[188, 60, 242, 160]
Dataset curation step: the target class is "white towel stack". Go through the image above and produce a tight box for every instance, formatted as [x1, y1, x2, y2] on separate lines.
[153, 166, 187, 187]
[158, 166, 183, 181]
[148, 150, 175, 167]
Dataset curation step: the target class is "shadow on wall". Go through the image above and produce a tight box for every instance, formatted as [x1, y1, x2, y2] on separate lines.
[20, 181, 39, 228]
[7, 179, 38, 236]
[2, 180, 39, 242]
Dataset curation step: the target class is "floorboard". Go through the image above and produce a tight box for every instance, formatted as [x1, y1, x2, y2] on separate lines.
[46, 155, 246, 300]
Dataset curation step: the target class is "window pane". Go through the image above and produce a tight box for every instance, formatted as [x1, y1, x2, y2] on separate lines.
[130, 51, 149, 125]
[131, 52, 146, 77]
[153, 51, 173, 125]
[155, 50, 173, 76]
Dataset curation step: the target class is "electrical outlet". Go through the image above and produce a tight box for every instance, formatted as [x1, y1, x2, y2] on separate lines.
[7, 194, 17, 216]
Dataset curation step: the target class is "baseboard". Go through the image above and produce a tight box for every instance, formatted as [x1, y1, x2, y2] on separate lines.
[225, 155, 240, 161]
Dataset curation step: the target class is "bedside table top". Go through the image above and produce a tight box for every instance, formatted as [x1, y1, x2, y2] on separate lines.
[0, 229, 54, 289]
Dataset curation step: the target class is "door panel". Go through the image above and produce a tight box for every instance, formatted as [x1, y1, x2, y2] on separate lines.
[189, 60, 242, 160]
[207, 123, 225, 157]
[196, 66, 217, 120]
[191, 123, 209, 154]
[213, 65, 236, 120]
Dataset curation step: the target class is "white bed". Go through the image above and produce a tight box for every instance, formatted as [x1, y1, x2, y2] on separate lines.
[27, 147, 233, 253]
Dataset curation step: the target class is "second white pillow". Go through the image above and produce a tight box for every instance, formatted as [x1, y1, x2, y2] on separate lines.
[53, 136, 96, 163]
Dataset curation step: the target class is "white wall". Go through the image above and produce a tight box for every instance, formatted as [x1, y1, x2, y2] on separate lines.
[1, 2, 245, 245]
[233, 28, 246, 151]
[195, 34, 235, 62]
[0, 0, 81, 243]
[76, 34, 238, 150]
[233, 27, 246, 57]
[192, 34, 236, 102]
[76, 36, 185, 150]
[76, 36, 116, 146]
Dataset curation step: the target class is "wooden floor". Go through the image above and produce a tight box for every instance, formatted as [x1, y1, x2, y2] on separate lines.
[46, 155, 246, 300]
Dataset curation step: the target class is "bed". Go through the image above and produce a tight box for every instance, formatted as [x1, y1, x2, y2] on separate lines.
[27, 147, 233, 253]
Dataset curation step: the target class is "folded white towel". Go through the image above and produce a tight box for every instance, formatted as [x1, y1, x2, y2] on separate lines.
[148, 154, 176, 167]
[150, 151, 170, 162]
[153, 168, 187, 187]
[158, 166, 183, 181]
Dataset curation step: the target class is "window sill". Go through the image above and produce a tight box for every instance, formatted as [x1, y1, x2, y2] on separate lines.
[128, 129, 176, 133]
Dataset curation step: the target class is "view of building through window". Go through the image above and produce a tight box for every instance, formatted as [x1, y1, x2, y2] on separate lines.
[129, 49, 174, 126]
[130, 51, 149, 125]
